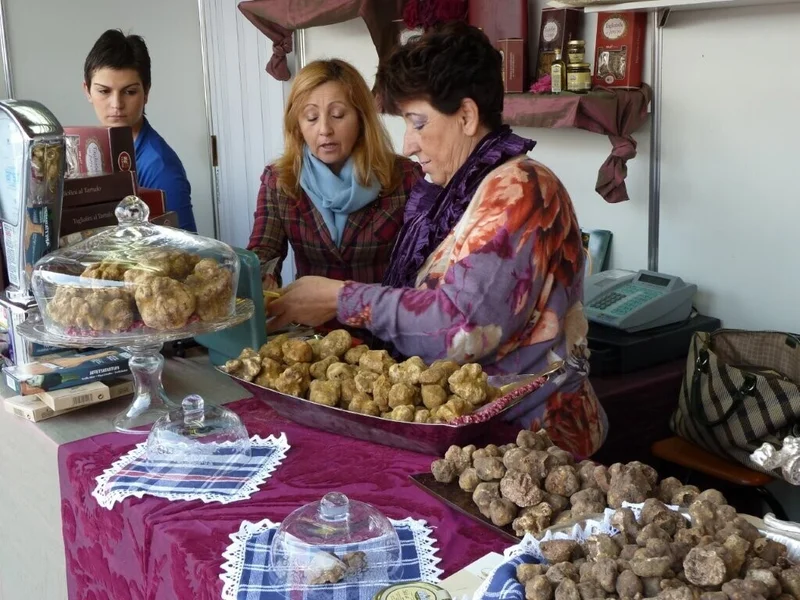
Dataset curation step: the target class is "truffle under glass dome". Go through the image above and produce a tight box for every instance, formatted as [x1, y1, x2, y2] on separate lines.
[17, 196, 254, 433]
[268, 492, 402, 597]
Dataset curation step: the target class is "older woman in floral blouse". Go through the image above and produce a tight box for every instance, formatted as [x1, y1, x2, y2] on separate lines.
[268, 23, 607, 457]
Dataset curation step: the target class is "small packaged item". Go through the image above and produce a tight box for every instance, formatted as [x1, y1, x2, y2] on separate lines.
[0, 100, 65, 305]
[593, 11, 647, 88]
[497, 38, 525, 93]
[63, 126, 136, 178]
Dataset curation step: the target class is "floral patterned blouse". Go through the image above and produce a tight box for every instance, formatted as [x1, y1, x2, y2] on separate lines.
[338, 156, 607, 457]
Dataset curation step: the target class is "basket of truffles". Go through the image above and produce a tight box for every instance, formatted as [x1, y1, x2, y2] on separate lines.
[28, 196, 243, 343]
[412, 430, 723, 542]
[473, 492, 800, 600]
[218, 329, 562, 455]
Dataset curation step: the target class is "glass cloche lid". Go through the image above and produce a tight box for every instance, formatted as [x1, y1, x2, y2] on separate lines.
[30, 195, 240, 341]
[145, 394, 251, 463]
[269, 492, 401, 593]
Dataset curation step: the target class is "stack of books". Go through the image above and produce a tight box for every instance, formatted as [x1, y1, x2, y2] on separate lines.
[2, 349, 134, 422]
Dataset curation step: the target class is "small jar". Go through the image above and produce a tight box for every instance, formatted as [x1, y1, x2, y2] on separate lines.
[567, 62, 592, 93]
[567, 39, 586, 64]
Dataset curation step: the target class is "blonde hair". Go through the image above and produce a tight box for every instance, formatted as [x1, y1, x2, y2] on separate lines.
[275, 59, 401, 196]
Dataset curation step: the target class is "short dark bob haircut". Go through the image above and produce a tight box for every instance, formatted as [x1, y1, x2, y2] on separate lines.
[374, 21, 504, 131]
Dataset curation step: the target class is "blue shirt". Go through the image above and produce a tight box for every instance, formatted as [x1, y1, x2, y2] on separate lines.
[134, 118, 197, 232]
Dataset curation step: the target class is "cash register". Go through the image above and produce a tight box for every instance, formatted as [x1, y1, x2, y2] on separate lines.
[584, 269, 720, 374]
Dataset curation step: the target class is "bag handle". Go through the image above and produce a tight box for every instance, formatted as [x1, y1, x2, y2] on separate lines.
[689, 345, 757, 427]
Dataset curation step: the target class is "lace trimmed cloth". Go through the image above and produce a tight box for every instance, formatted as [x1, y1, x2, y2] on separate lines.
[91, 433, 290, 508]
[219, 517, 442, 600]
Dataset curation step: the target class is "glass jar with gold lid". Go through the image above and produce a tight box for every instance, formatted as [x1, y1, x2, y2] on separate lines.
[567, 62, 592, 94]
[567, 40, 585, 64]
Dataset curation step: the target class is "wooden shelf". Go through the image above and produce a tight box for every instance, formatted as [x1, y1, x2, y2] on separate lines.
[547, 0, 800, 13]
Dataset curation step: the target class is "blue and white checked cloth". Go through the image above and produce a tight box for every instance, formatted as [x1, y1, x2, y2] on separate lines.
[474, 519, 616, 600]
[92, 434, 290, 509]
[220, 517, 442, 600]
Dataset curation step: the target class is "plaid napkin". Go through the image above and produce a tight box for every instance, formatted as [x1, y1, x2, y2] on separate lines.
[219, 517, 442, 600]
[92, 434, 290, 509]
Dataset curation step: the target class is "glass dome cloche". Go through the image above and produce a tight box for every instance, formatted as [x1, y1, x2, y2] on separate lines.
[31, 196, 239, 339]
[18, 196, 254, 433]
[145, 394, 252, 464]
[269, 492, 402, 596]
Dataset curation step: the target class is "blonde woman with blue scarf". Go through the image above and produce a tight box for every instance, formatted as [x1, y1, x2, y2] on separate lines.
[247, 59, 421, 297]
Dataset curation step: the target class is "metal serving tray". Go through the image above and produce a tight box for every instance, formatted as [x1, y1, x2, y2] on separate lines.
[225, 362, 563, 456]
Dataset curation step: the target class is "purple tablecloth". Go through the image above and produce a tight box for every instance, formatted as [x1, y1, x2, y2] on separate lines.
[59, 396, 512, 599]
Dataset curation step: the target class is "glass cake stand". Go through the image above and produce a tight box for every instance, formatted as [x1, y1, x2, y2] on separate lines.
[17, 298, 254, 434]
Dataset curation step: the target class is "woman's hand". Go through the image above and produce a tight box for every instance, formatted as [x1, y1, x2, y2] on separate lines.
[266, 276, 345, 332]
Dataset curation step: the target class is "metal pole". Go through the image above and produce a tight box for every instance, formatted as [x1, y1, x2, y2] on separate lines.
[295, 29, 307, 71]
[647, 8, 669, 272]
[196, 0, 221, 239]
[0, 0, 14, 98]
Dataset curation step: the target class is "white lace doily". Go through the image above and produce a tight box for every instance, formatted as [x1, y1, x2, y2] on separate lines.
[219, 517, 443, 600]
[92, 433, 290, 509]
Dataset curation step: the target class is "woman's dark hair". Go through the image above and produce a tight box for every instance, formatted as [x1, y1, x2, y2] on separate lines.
[84, 29, 151, 91]
[374, 21, 504, 130]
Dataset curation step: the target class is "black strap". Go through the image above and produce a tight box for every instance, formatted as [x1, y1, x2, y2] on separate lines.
[688, 346, 757, 427]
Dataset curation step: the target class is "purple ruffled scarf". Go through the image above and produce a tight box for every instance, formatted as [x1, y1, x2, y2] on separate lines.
[383, 125, 536, 289]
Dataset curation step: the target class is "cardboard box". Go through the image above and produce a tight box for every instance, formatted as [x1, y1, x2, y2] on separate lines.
[593, 12, 647, 88]
[534, 8, 583, 82]
[469, 0, 529, 85]
[64, 126, 137, 178]
[0, 294, 64, 365]
[39, 377, 134, 411]
[62, 171, 137, 210]
[60, 200, 122, 236]
[3, 349, 131, 395]
[137, 188, 166, 217]
[497, 39, 525, 93]
[4, 377, 134, 421]
[58, 209, 177, 247]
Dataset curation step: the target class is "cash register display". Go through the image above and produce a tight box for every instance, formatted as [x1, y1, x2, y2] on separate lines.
[584, 270, 698, 333]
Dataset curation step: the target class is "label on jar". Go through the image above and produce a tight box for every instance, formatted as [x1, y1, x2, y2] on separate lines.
[374, 582, 451, 600]
[567, 71, 592, 92]
[568, 51, 585, 64]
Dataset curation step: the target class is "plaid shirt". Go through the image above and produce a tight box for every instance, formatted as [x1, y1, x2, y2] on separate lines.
[247, 156, 422, 286]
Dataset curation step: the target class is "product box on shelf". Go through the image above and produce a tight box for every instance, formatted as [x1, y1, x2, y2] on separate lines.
[534, 8, 583, 82]
[497, 38, 525, 93]
[62, 171, 137, 210]
[470, 0, 529, 86]
[64, 126, 137, 178]
[3, 377, 134, 421]
[4, 349, 132, 395]
[593, 11, 647, 88]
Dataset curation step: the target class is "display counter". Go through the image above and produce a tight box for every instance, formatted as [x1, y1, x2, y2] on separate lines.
[0, 352, 688, 599]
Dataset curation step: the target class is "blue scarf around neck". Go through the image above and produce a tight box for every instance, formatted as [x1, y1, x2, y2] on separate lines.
[299, 145, 381, 247]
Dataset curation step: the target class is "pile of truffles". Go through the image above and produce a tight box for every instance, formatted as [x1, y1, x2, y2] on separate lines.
[431, 431, 706, 537]
[47, 249, 234, 334]
[514, 497, 799, 600]
[220, 330, 501, 423]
